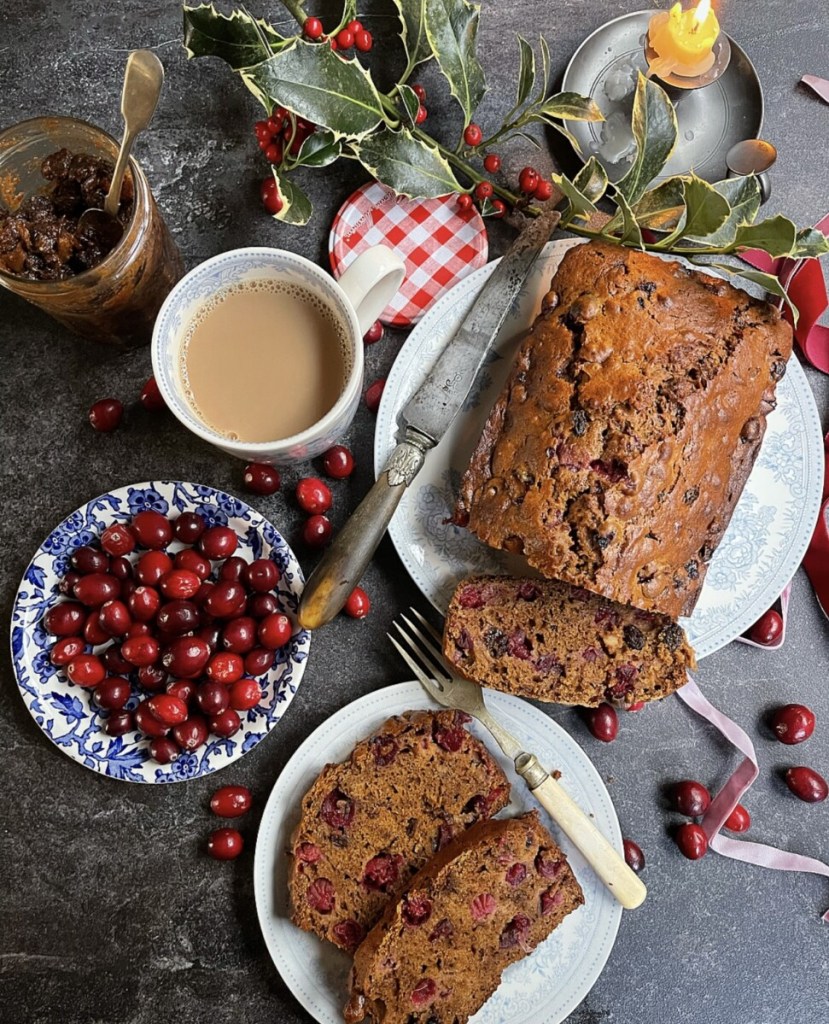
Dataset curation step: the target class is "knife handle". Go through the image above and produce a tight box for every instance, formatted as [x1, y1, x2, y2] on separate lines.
[297, 431, 433, 630]
[515, 753, 647, 910]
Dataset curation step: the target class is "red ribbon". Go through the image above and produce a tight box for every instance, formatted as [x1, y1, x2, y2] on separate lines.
[803, 432, 829, 619]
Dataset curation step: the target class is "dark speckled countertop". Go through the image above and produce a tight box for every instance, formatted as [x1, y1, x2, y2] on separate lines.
[1, 2, 827, 1023]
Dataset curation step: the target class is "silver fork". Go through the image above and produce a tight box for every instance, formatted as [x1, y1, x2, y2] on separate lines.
[389, 609, 647, 911]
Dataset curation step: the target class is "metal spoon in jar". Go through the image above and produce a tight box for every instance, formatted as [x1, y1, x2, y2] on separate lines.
[77, 50, 164, 250]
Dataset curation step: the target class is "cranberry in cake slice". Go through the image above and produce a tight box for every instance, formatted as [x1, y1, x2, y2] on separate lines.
[288, 710, 510, 952]
[344, 812, 583, 1024]
[443, 575, 696, 707]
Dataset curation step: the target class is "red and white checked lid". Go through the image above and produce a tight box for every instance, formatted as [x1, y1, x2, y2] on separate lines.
[329, 181, 489, 328]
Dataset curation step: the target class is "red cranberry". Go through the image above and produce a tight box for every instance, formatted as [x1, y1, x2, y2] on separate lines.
[363, 320, 383, 344]
[207, 652, 244, 685]
[260, 176, 283, 215]
[146, 693, 188, 726]
[623, 839, 645, 873]
[167, 679, 196, 704]
[211, 785, 252, 817]
[296, 477, 332, 515]
[103, 643, 132, 675]
[126, 622, 150, 639]
[194, 581, 215, 608]
[402, 894, 432, 927]
[208, 707, 241, 738]
[305, 878, 335, 912]
[332, 919, 364, 950]
[127, 585, 160, 622]
[372, 734, 398, 766]
[50, 636, 86, 666]
[748, 608, 783, 645]
[139, 375, 166, 412]
[295, 842, 321, 863]
[363, 853, 402, 891]
[769, 704, 815, 745]
[73, 573, 120, 608]
[149, 737, 180, 764]
[44, 601, 86, 637]
[248, 593, 278, 619]
[506, 863, 528, 886]
[303, 15, 323, 39]
[173, 548, 210, 581]
[221, 616, 257, 654]
[158, 569, 201, 601]
[344, 587, 370, 619]
[98, 599, 131, 637]
[673, 780, 711, 817]
[364, 378, 385, 413]
[137, 664, 167, 692]
[218, 556, 246, 583]
[245, 647, 275, 676]
[229, 677, 261, 711]
[470, 893, 497, 920]
[110, 556, 133, 581]
[71, 545, 110, 575]
[534, 179, 554, 201]
[724, 804, 751, 832]
[162, 637, 211, 678]
[131, 510, 173, 550]
[83, 610, 110, 645]
[534, 851, 562, 878]
[121, 635, 160, 667]
[303, 515, 332, 548]
[174, 511, 206, 544]
[519, 166, 540, 194]
[410, 979, 437, 1008]
[134, 701, 171, 738]
[205, 580, 247, 619]
[66, 653, 106, 688]
[88, 398, 123, 432]
[674, 822, 708, 860]
[198, 623, 222, 650]
[320, 788, 354, 829]
[243, 558, 280, 593]
[258, 612, 292, 650]
[627, 701, 646, 713]
[463, 123, 482, 147]
[784, 766, 828, 803]
[105, 711, 134, 736]
[207, 827, 244, 860]
[100, 524, 136, 557]
[156, 600, 199, 637]
[172, 714, 209, 751]
[243, 463, 281, 495]
[197, 680, 230, 716]
[200, 525, 238, 560]
[322, 446, 355, 480]
[499, 914, 531, 949]
[59, 571, 82, 596]
[474, 181, 493, 201]
[583, 703, 618, 742]
[135, 551, 174, 586]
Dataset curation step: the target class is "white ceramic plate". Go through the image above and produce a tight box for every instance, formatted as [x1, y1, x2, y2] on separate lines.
[9, 481, 310, 783]
[375, 240, 825, 659]
[254, 680, 621, 1024]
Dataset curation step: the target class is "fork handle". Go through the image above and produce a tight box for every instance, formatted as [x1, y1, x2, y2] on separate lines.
[515, 753, 647, 911]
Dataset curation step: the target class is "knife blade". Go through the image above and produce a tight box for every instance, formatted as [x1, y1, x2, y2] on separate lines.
[297, 207, 561, 630]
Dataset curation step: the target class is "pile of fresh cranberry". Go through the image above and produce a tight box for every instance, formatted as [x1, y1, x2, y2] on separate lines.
[43, 508, 296, 764]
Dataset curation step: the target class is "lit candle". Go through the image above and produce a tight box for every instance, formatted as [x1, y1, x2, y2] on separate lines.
[647, 0, 721, 80]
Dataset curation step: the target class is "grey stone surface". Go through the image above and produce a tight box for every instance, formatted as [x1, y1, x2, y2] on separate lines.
[1, 2, 828, 1023]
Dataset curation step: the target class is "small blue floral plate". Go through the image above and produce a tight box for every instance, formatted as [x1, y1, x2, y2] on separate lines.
[9, 481, 311, 784]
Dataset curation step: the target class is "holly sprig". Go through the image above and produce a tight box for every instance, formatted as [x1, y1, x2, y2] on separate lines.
[182, 1, 829, 308]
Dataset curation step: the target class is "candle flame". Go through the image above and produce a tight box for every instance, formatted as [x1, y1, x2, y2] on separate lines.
[693, 0, 712, 25]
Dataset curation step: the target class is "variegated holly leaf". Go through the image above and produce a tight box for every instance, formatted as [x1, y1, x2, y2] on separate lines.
[535, 92, 603, 122]
[794, 227, 829, 257]
[686, 175, 761, 246]
[733, 215, 798, 258]
[397, 83, 421, 127]
[241, 40, 390, 140]
[616, 73, 677, 206]
[673, 174, 730, 239]
[295, 129, 341, 168]
[183, 3, 286, 68]
[515, 35, 535, 108]
[350, 126, 463, 198]
[393, 0, 433, 76]
[615, 192, 644, 248]
[631, 178, 685, 230]
[708, 262, 799, 324]
[268, 168, 313, 226]
[425, 0, 486, 126]
[552, 173, 596, 219]
[533, 36, 551, 103]
[574, 157, 609, 205]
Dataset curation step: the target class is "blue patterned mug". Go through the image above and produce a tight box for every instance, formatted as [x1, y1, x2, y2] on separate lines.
[152, 246, 404, 464]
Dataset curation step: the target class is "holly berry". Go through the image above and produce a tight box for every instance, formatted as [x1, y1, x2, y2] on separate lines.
[457, 193, 473, 211]
[748, 608, 783, 645]
[412, 84, 426, 101]
[415, 105, 428, 124]
[254, 120, 272, 142]
[364, 378, 385, 413]
[336, 28, 354, 49]
[355, 29, 372, 52]
[260, 177, 283, 215]
[623, 839, 645, 873]
[139, 376, 165, 412]
[347, 19, 362, 32]
[303, 16, 323, 39]
[364, 320, 383, 344]
[464, 123, 483, 147]
[88, 398, 123, 432]
[519, 166, 540, 194]
[769, 703, 816, 745]
[344, 587, 370, 619]
[474, 181, 494, 201]
[264, 142, 283, 164]
[674, 822, 708, 860]
[243, 462, 281, 495]
[673, 780, 711, 818]
[491, 199, 507, 218]
[483, 153, 501, 173]
[534, 178, 554, 202]
[723, 804, 751, 832]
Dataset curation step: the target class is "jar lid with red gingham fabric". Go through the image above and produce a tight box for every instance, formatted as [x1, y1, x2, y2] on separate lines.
[329, 181, 489, 328]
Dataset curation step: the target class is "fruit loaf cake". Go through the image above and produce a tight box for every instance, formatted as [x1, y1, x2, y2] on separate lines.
[344, 811, 583, 1024]
[288, 710, 510, 952]
[443, 575, 696, 707]
[452, 240, 793, 618]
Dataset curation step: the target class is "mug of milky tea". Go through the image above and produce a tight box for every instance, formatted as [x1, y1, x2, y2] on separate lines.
[151, 246, 405, 464]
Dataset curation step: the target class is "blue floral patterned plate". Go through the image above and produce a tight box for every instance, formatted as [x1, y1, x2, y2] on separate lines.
[9, 481, 311, 783]
[375, 239, 824, 659]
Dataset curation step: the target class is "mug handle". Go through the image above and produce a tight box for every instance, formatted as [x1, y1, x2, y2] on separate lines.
[337, 245, 406, 335]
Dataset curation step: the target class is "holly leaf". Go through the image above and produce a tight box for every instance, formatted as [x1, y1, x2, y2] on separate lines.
[674, 174, 730, 239]
[183, 3, 286, 69]
[268, 167, 313, 225]
[295, 129, 341, 168]
[573, 157, 608, 204]
[393, 0, 433, 75]
[794, 227, 829, 258]
[536, 92, 603, 122]
[632, 178, 685, 230]
[397, 83, 421, 127]
[733, 215, 798, 258]
[241, 40, 389, 140]
[616, 73, 677, 206]
[534, 36, 551, 103]
[515, 35, 535, 108]
[615, 192, 644, 248]
[552, 173, 597, 219]
[350, 126, 463, 198]
[687, 175, 761, 246]
[425, 0, 487, 126]
[708, 262, 799, 324]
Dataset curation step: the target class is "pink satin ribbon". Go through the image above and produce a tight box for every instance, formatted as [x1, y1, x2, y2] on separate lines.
[803, 432, 829, 620]
[802, 75, 829, 104]
[676, 677, 829, 923]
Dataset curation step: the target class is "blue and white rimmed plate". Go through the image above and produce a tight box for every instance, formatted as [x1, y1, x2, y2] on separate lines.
[254, 681, 621, 1024]
[9, 481, 311, 783]
[375, 239, 825, 659]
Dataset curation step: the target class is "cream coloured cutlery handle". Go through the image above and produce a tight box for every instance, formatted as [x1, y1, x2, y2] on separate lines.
[515, 753, 646, 910]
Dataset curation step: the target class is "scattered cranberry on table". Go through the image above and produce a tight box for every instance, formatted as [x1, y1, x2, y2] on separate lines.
[723, 804, 751, 832]
[88, 398, 123, 432]
[748, 608, 783, 646]
[363, 320, 383, 344]
[243, 462, 281, 495]
[783, 766, 828, 803]
[364, 378, 385, 413]
[303, 514, 333, 548]
[344, 587, 371, 620]
[322, 444, 355, 479]
[211, 785, 252, 818]
[623, 839, 645, 873]
[139, 375, 166, 412]
[207, 827, 244, 860]
[673, 780, 711, 818]
[583, 702, 618, 743]
[769, 703, 815, 745]
[296, 477, 333, 515]
[674, 822, 708, 860]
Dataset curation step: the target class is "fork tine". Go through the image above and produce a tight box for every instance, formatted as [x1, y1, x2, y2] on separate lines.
[399, 613, 448, 672]
[387, 633, 447, 703]
[410, 607, 443, 645]
[394, 619, 451, 683]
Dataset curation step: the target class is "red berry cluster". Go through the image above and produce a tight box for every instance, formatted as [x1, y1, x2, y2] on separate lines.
[88, 376, 166, 433]
[206, 784, 253, 861]
[303, 16, 372, 54]
[411, 83, 428, 124]
[456, 145, 556, 219]
[254, 107, 317, 215]
[44, 509, 296, 763]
